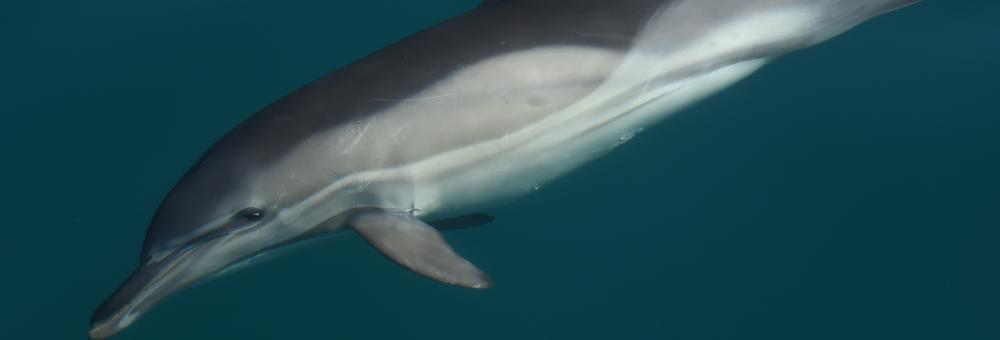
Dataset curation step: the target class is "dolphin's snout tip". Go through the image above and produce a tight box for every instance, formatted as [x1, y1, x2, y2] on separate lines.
[88, 321, 115, 340]
[88, 307, 132, 340]
[89, 302, 145, 340]
[478, 276, 494, 289]
[89, 275, 141, 340]
[89, 299, 122, 339]
[447, 271, 493, 289]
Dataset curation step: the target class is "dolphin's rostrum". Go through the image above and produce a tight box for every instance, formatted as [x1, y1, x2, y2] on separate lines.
[90, 0, 921, 338]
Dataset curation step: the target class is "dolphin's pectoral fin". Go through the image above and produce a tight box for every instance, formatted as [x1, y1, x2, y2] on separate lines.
[350, 211, 493, 289]
[428, 213, 495, 230]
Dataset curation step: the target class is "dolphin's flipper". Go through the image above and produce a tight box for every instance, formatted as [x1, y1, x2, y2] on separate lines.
[350, 211, 493, 289]
[428, 213, 495, 230]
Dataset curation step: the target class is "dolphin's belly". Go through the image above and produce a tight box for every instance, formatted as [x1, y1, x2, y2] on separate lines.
[410, 58, 768, 218]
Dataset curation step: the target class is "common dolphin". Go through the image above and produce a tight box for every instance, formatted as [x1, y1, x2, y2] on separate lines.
[90, 0, 920, 338]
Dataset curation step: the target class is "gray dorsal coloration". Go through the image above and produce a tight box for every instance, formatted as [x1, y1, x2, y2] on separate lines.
[90, 1, 921, 338]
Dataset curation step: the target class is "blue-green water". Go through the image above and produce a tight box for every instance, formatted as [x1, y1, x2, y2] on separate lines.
[3, 1, 999, 339]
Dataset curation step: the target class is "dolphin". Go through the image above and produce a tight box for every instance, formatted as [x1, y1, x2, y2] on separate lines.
[90, 0, 920, 338]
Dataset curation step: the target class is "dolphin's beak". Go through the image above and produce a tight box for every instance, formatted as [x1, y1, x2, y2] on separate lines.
[89, 243, 204, 339]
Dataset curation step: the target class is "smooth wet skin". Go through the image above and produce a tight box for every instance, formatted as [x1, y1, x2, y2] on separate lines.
[90, 0, 921, 338]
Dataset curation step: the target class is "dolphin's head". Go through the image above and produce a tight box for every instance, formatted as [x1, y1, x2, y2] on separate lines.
[89, 133, 306, 339]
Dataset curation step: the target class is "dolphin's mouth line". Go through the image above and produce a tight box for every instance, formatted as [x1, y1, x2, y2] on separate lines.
[135, 221, 272, 297]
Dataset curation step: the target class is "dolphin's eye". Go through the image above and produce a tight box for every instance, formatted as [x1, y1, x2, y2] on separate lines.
[235, 207, 265, 222]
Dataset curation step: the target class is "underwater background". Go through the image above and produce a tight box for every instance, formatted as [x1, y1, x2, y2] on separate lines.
[2, 1, 998, 339]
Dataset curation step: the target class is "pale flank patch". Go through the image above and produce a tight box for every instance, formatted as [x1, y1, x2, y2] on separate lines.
[278, 4, 824, 226]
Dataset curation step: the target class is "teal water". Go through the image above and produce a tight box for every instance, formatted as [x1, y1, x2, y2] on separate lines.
[3, 1, 999, 339]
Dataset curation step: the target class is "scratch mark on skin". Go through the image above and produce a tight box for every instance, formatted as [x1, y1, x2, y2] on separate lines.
[369, 92, 462, 102]
[340, 119, 373, 155]
[389, 126, 405, 140]
[638, 79, 652, 99]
